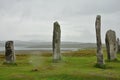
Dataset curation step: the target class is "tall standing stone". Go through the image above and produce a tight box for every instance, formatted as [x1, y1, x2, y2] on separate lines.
[5, 41, 15, 63]
[52, 21, 61, 62]
[95, 15, 104, 65]
[105, 30, 117, 60]
[117, 38, 120, 53]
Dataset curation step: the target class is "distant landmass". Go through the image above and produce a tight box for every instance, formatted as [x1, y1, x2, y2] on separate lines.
[0, 41, 98, 51]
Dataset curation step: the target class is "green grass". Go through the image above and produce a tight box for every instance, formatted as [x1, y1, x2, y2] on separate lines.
[0, 49, 120, 80]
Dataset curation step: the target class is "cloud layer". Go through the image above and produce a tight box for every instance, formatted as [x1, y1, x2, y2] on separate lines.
[0, 0, 120, 42]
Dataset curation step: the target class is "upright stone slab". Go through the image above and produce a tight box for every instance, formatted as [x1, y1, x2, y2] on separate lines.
[52, 21, 61, 62]
[105, 30, 117, 60]
[117, 38, 120, 53]
[95, 15, 104, 65]
[5, 41, 15, 63]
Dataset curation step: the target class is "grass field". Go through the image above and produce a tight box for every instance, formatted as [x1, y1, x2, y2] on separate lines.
[0, 49, 120, 80]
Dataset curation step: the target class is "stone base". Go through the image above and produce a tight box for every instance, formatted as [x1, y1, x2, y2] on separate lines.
[94, 63, 106, 69]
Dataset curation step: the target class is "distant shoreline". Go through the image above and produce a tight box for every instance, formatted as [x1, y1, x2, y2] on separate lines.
[0, 50, 73, 55]
[0, 47, 79, 52]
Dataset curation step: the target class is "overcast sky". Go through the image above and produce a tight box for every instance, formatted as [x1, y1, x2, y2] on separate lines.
[0, 0, 120, 43]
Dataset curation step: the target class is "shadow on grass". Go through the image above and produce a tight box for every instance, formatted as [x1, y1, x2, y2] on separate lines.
[105, 58, 120, 63]
[94, 63, 107, 69]
[3, 62, 17, 66]
[94, 63, 114, 69]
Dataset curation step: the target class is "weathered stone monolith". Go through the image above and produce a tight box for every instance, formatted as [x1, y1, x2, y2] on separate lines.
[95, 15, 104, 65]
[105, 30, 117, 60]
[117, 38, 120, 53]
[5, 41, 15, 63]
[52, 21, 61, 62]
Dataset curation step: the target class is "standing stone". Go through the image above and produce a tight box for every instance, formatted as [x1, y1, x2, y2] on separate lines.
[52, 21, 61, 62]
[117, 38, 120, 53]
[105, 30, 117, 60]
[95, 15, 104, 65]
[5, 41, 15, 63]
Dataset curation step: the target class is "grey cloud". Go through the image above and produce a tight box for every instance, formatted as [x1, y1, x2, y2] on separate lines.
[0, 0, 119, 42]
